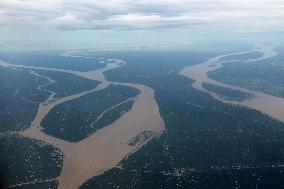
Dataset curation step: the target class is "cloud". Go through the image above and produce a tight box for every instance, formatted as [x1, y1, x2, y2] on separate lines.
[0, 10, 7, 26]
[51, 12, 88, 30]
[0, 0, 283, 31]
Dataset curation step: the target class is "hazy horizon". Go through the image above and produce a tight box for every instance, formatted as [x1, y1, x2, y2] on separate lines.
[0, 0, 284, 51]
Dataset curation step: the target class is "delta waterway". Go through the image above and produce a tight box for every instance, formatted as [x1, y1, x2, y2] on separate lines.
[0, 57, 165, 189]
[179, 45, 284, 123]
[2, 44, 283, 189]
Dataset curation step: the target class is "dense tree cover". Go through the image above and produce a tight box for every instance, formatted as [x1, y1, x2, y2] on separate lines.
[34, 70, 100, 98]
[82, 50, 284, 189]
[42, 84, 139, 142]
[2, 45, 284, 188]
[0, 51, 104, 71]
[209, 45, 284, 98]
[10, 180, 58, 189]
[202, 82, 254, 101]
[0, 67, 49, 132]
[0, 134, 62, 187]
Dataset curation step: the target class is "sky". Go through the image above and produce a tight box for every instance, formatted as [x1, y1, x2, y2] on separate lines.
[0, 0, 283, 50]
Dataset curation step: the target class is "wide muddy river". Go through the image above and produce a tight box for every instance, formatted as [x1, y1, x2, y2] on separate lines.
[179, 45, 284, 123]
[0, 57, 165, 189]
[2, 45, 282, 188]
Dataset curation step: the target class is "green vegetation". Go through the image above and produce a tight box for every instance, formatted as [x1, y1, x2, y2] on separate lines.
[0, 67, 49, 132]
[34, 70, 100, 98]
[0, 134, 62, 187]
[209, 44, 284, 98]
[2, 46, 284, 188]
[0, 51, 104, 71]
[42, 84, 139, 142]
[10, 180, 58, 189]
[81, 50, 284, 189]
[202, 82, 254, 101]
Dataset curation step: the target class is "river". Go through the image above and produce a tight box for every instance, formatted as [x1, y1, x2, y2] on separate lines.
[179, 45, 284, 123]
[0, 57, 165, 189]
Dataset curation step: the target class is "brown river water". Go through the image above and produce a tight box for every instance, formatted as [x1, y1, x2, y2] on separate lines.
[179, 45, 284, 123]
[0, 58, 165, 189]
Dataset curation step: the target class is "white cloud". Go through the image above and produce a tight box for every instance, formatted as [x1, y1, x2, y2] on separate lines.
[0, 10, 7, 26]
[0, 0, 283, 31]
[51, 13, 88, 30]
